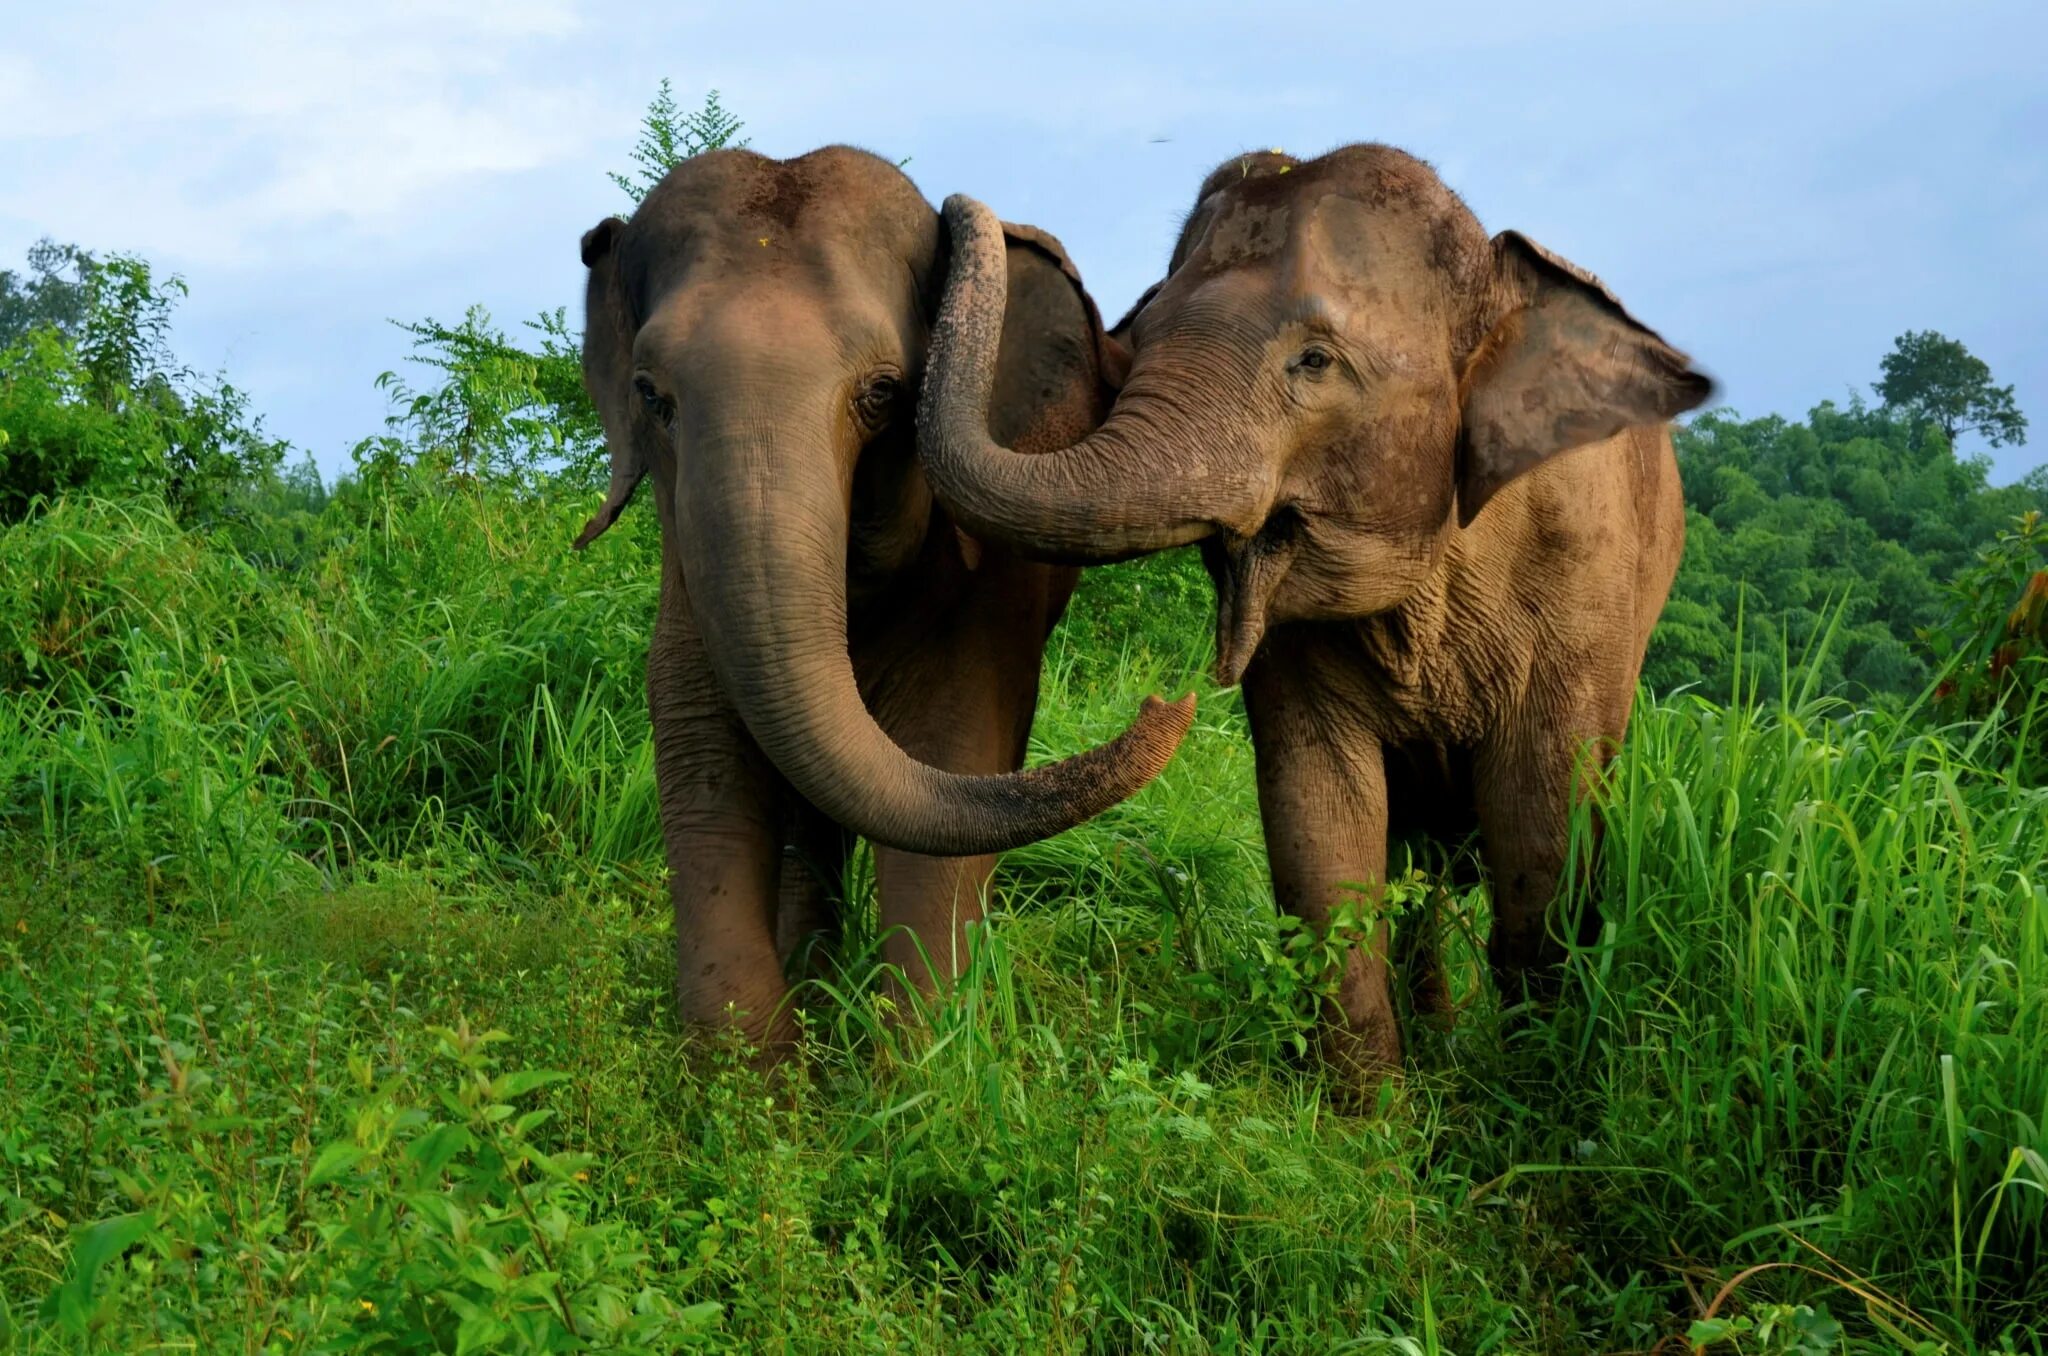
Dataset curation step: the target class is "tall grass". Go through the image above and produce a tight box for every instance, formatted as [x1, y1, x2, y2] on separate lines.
[2, 486, 2044, 1351]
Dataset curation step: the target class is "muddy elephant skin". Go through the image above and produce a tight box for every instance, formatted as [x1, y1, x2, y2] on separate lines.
[919, 143, 1712, 1088]
[575, 146, 1193, 1059]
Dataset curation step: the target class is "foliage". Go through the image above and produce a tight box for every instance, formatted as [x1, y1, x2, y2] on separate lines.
[6, 80, 2048, 1355]
[352, 307, 603, 490]
[1644, 398, 2046, 704]
[3, 482, 2046, 1351]
[0, 250, 287, 525]
[1878, 330, 2029, 450]
[608, 79, 749, 205]
[0, 238, 95, 349]
[357, 78, 745, 495]
[1926, 510, 2048, 779]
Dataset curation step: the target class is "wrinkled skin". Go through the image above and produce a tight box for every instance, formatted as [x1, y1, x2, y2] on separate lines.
[919, 144, 1712, 1091]
[575, 147, 1192, 1060]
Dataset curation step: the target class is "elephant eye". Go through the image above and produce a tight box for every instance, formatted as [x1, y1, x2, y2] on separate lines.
[634, 374, 674, 425]
[1295, 347, 1333, 373]
[855, 373, 901, 428]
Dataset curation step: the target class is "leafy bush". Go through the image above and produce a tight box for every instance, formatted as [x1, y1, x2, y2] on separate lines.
[351, 307, 604, 492]
[1647, 399, 2046, 703]
[5, 482, 2046, 1350]
[1927, 510, 2048, 780]
[0, 253, 286, 526]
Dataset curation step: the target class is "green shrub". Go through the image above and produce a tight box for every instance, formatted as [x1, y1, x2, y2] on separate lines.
[1926, 511, 2048, 781]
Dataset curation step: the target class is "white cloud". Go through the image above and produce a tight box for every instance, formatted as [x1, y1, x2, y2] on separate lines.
[0, 0, 608, 266]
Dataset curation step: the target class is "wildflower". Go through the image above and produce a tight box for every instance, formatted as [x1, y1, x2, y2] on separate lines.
[358, 1299, 377, 1316]
[573, 1170, 589, 1183]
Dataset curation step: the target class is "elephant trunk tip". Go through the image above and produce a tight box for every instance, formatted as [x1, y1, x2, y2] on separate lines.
[1115, 691, 1199, 785]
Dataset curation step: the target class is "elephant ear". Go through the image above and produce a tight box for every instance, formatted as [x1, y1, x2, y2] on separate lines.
[1106, 279, 1164, 352]
[1455, 230, 1713, 527]
[572, 215, 646, 550]
[994, 219, 1130, 416]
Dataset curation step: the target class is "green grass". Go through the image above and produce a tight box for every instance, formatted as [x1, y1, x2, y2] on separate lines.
[1, 485, 2044, 1353]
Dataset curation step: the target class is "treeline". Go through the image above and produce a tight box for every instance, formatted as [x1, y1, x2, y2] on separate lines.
[1649, 396, 2043, 703]
[3, 83, 2043, 745]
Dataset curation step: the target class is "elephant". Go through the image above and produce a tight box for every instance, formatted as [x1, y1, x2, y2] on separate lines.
[917, 143, 1713, 1089]
[572, 145, 1194, 1062]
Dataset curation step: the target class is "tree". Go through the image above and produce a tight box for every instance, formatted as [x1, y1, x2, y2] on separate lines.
[365, 81, 746, 492]
[1, 253, 286, 524]
[0, 238, 96, 349]
[1645, 394, 2048, 706]
[1925, 510, 2047, 782]
[1875, 329, 2028, 449]
[352, 306, 601, 488]
[607, 81, 748, 205]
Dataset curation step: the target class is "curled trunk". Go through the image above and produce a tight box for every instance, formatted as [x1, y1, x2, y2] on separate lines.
[917, 194, 1264, 565]
[677, 411, 1193, 858]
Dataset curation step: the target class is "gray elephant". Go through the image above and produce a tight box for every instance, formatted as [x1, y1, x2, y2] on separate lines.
[574, 146, 1192, 1062]
[918, 144, 1712, 1090]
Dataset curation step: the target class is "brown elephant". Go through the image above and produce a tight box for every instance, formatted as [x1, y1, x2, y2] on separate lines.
[573, 145, 1192, 1061]
[917, 144, 1712, 1088]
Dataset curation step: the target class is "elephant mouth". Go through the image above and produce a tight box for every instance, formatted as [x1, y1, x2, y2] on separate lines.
[1203, 510, 1301, 688]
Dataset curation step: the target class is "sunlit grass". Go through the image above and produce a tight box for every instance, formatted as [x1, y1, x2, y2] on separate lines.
[2, 491, 2043, 1351]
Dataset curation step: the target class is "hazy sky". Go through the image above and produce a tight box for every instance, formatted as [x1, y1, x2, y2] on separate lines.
[4, 1, 2044, 483]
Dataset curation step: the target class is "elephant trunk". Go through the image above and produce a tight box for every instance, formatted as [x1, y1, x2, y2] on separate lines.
[675, 405, 1193, 858]
[917, 194, 1267, 565]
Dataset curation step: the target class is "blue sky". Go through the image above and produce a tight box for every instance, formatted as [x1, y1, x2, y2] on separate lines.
[5, 0, 2044, 484]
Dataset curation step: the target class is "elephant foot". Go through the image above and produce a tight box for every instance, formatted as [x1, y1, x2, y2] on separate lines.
[1398, 909, 1458, 1033]
[1318, 1013, 1403, 1114]
[1490, 956, 1568, 1014]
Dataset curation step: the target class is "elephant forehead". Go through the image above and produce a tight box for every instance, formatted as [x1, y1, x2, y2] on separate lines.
[1303, 195, 1442, 295]
[1195, 198, 1293, 269]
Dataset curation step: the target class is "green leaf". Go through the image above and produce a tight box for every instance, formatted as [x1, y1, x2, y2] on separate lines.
[41, 1211, 152, 1334]
[491, 1068, 570, 1101]
[678, 1299, 724, 1328]
[307, 1140, 369, 1186]
[407, 1123, 475, 1177]
[455, 1309, 510, 1354]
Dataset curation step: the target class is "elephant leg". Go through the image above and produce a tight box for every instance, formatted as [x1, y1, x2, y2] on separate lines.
[649, 572, 795, 1062]
[1395, 886, 1455, 1028]
[867, 687, 1007, 993]
[866, 565, 1054, 994]
[776, 805, 851, 981]
[871, 846, 995, 992]
[1403, 832, 1487, 1028]
[1242, 636, 1400, 1088]
[1474, 698, 1619, 1010]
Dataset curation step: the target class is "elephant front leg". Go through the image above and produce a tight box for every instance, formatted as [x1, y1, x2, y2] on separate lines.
[776, 808, 851, 981]
[649, 582, 797, 1063]
[871, 848, 995, 993]
[1242, 641, 1401, 1091]
[868, 682, 1008, 993]
[1473, 710, 1615, 1011]
[864, 569, 1054, 995]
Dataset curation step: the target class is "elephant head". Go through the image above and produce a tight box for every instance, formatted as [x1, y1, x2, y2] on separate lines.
[919, 144, 1713, 684]
[575, 146, 1191, 858]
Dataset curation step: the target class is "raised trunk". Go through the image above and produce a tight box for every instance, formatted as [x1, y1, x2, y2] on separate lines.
[676, 411, 1193, 858]
[918, 194, 1267, 565]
